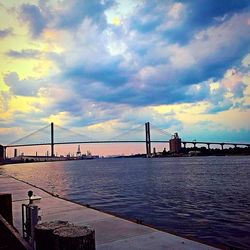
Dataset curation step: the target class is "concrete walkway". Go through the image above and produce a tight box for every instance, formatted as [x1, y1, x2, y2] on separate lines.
[0, 175, 219, 250]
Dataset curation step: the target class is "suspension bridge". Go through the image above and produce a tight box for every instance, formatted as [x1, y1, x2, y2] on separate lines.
[1, 122, 172, 158]
[0, 122, 250, 161]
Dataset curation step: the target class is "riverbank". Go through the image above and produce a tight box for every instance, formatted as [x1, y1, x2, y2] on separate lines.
[2, 150, 250, 165]
[0, 174, 219, 250]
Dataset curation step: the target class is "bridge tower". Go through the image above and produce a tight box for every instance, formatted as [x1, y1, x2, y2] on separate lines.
[145, 122, 151, 157]
[51, 122, 54, 157]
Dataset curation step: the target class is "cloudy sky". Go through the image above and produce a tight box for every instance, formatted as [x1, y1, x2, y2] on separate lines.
[0, 0, 250, 155]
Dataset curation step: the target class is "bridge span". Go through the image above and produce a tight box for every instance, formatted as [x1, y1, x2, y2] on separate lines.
[5, 140, 250, 149]
[182, 141, 250, 150]
[1, 122, 250, 160]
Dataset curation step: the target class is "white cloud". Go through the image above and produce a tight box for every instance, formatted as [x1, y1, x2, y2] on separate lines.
[105, 0, 141, 25]
[168, 2, 184, 19]
[168, 44, 196, 69]
[157, 2, 185, 31]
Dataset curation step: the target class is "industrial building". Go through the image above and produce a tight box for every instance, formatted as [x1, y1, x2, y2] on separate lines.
[169, 133, 182, 153]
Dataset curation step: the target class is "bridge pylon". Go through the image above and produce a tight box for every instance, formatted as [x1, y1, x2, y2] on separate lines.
[51, 122, 54, 157]
[145, 122, 151, 157]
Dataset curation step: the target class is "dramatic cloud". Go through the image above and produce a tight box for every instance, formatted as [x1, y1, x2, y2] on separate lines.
[47, 8, 250, 108]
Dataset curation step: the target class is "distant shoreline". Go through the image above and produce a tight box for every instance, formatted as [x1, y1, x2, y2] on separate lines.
[1, 152, 250, 166]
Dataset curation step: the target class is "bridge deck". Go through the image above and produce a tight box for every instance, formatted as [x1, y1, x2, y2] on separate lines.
[5, 140, 250, 148]
[0, 175, 219, 250]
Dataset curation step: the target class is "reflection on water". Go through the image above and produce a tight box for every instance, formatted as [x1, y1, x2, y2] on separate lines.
[2, 156, 250, 249]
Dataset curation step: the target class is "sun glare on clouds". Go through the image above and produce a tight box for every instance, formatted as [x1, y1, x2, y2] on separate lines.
[112, 16, 122, 26]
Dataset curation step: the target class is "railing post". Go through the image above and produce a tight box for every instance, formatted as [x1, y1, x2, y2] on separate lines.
[0, 193, 13, 226]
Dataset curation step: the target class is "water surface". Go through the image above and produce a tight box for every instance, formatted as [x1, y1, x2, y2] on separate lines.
[1, 156, 250, 249]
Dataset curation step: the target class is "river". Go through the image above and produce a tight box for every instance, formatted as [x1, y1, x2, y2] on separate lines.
[1, 156, 250, 249]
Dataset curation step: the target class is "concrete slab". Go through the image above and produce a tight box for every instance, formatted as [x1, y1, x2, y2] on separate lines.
[0, 178, 51, 201]
[84, 217, 154, 245]
[41, 206, 114, 224]
[97, 231, 218, 250]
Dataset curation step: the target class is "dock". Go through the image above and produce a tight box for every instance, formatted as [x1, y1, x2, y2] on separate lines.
[0, 175, 219, 249]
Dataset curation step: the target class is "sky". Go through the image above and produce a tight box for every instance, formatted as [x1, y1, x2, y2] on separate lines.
[0, 0, 250, 156]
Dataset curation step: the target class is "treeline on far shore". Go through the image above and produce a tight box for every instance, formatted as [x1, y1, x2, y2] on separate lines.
[179, 146, 250, 156]
[118, 146, 250, 158]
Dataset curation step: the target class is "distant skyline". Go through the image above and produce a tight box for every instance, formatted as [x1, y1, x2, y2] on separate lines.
[1, 0, 250, 155]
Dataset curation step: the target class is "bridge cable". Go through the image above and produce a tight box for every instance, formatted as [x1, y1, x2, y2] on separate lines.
[109, 124, 145, 141]
[150, 124, 173, 138]
[54, 124, 95, 142]
[7, 124, 51, 146]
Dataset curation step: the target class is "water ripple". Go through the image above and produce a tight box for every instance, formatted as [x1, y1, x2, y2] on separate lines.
[2, 156, 250, 249]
